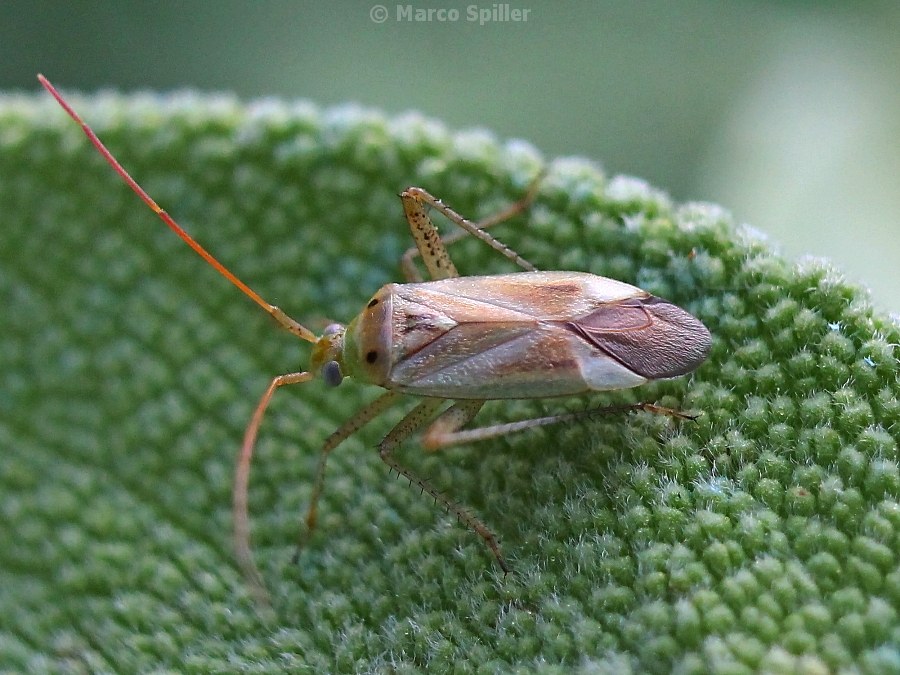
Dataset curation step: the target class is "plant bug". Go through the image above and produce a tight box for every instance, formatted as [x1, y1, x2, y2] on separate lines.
[39, 74, 711, 602]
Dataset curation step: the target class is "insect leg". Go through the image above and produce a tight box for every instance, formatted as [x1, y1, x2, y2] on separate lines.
[400, 190, 460, 281]
[236, 384, 403, 602]
[469, 172, 545, 232]
[299, 390, 404, 540]
[420, 400, 485, 451]
[420, 402, 697, 449]
[400, 175, 543, 281]
[378, 398, 511, 574]
[400, 185, 537, 282]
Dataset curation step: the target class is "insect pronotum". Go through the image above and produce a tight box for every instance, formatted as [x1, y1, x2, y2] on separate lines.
[39, 74, 711, 602]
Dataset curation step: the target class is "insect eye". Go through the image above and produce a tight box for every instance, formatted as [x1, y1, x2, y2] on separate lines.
[322, 360, 344, 387]
[323, 323, 344, 336]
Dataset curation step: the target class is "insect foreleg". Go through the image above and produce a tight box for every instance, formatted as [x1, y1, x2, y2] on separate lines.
[378, 398, 510, 574]
[297, 390, 405, 549]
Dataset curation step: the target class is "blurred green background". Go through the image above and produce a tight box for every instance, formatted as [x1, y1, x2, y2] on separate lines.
[3, 0, 898, 311]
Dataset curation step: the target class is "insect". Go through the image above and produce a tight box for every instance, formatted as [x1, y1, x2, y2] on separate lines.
[39, 74, 711, 602]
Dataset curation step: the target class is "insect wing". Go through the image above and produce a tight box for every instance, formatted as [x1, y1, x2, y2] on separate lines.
[384, 271, 679, 399]
[569, 296, 711, 380]
[400, 271, 647, 322]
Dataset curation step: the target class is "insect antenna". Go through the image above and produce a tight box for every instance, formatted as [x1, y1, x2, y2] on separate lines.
[37, 74, 317, 344]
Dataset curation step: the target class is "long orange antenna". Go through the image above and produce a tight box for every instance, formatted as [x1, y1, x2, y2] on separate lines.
[38, 74, 318, 344]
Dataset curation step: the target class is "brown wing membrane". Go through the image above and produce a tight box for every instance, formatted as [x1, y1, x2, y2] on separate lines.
[567, 297, 711, 379]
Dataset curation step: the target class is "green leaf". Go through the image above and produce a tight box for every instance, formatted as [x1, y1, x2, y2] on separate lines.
[2, 87, 899, 672]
